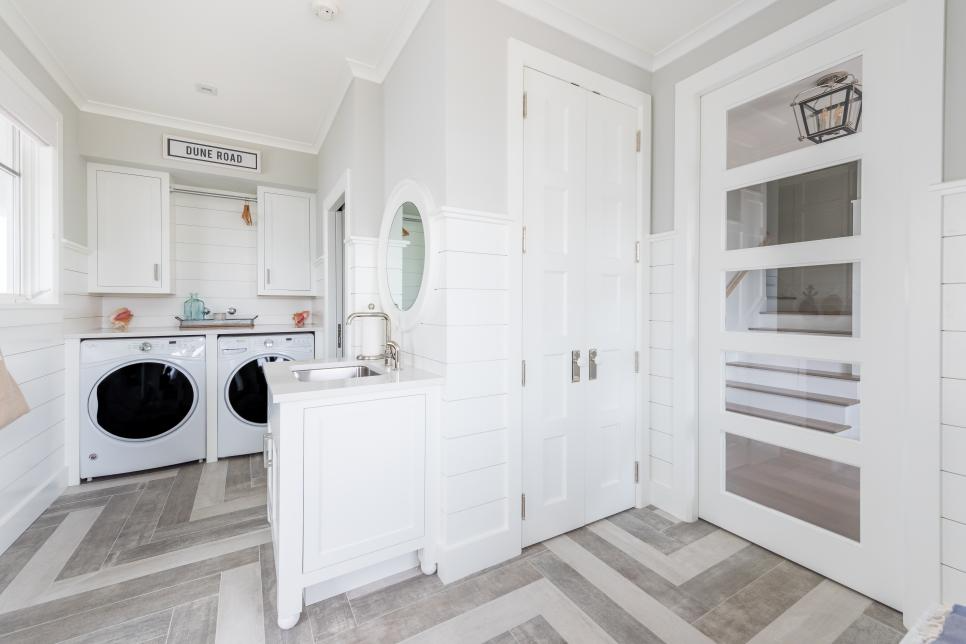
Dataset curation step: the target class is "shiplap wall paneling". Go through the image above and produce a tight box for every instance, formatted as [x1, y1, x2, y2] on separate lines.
[100, 192, 313, 329]
[648, 234, 674, 512]
[61, 242, 101, 333]
[344, 237, 383, 357]
[941, 187, 966, 603]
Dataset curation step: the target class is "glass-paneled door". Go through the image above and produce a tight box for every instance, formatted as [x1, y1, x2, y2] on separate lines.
[697, 7, 909, 607]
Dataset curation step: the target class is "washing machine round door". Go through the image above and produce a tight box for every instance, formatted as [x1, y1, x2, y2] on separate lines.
[91, 361, 197, 441]
[226, 355, 291, 425]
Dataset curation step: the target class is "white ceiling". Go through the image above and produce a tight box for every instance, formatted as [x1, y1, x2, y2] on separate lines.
[0, 0, 779, 153]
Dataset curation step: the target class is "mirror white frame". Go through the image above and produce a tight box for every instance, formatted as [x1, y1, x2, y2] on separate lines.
[377, 179, 437, 331]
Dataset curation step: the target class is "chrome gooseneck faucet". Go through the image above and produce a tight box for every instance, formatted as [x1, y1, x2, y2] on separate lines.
[346, 306, 400, 371]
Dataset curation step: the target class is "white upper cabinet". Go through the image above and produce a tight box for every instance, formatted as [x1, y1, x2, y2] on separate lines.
[88, 163, 171, 293]
[257, 186, 315, 296]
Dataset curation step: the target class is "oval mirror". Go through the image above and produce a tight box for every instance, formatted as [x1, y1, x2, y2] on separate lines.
[386, 201, 425, 311]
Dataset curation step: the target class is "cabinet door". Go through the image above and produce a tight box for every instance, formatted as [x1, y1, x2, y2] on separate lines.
[258, 187, 314, 295]
[302, 395, 425, 573]
[88, 164, 170, 293]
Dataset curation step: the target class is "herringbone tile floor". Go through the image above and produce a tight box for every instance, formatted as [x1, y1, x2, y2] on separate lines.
[0, 456, 905, 643]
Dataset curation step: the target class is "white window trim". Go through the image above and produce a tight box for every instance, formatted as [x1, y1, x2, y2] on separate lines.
[0, 45, 63, 307]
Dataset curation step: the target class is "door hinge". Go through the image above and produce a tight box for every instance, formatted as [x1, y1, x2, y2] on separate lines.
[521, 359, 527, 387]
[522, 226, 527, 254]
[635, 241, 641, 263]
[634, 351, 640, 374]
[634, 460, 640, 483]
[636, 129, 642, 153]
[523, 92, 528, 119]
[521, 493, 527, 520]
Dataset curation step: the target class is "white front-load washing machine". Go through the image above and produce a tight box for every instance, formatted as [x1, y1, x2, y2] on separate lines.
[80, 336, 206, 480]
[217, 333, 315, 458]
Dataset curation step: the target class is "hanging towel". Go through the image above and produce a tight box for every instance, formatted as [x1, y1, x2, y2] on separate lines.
[0, 351, 29, 429]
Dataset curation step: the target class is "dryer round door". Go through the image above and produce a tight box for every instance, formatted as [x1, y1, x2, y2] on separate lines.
[226, 354, 292, 426]
[90, 360, 198, 441]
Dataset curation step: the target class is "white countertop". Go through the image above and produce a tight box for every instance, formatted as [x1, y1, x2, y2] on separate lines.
[264, 357, 443, 404]
[65, 324, 322, 340]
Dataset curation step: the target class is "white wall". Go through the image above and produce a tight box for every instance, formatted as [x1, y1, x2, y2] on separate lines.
[99, 191, 314, 329]
[945, 0, 966, 181]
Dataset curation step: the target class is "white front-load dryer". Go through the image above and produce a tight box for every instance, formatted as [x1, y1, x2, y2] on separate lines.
[80, 336, 206, 480]
[217, 333, 314, 458]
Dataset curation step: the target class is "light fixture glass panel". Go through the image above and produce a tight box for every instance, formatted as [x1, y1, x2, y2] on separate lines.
[725, 263, 858, 337]
[727, 57, 862, 169]
[725, 433, 860, 541]
[726, 161, 861, 250]
[724, 351, 860, 440]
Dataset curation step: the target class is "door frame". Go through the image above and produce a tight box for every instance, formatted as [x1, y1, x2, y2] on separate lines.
[507, 39, 653, 520]
[671, 0, 944, 622]
[321, 169, 351, 359]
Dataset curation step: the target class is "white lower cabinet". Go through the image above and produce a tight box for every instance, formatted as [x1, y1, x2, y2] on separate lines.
[266, 377, 441, 631]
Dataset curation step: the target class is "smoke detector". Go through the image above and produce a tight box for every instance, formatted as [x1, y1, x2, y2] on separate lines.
[312, 1, 339, 20]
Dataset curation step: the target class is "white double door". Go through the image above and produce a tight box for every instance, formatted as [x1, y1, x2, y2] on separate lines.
[522, 68, 639, 547]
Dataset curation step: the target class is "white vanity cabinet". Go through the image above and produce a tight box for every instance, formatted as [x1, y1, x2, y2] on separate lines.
[264, 360, 441, 630]
[257, 186, 315, 296]
[87, 163, 171, 293]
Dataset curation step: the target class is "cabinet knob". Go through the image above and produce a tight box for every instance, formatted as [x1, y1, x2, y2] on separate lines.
[139, 341, 152, 352]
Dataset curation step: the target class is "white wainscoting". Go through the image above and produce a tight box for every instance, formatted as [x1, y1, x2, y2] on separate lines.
[99, 192, 314, 329]
[648, 233, 675, 513]
[0, 241, 98, 553]
[940, 187, 966, 602]
[402, 207, 518, 583]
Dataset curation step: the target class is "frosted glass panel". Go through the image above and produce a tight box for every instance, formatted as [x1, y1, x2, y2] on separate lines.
[724, 352, 860, 440]
[727, 57, 862, 168]
[725, 263, 858, 337]
[726, 162, 861, 250]
[726, 434, 860, 540]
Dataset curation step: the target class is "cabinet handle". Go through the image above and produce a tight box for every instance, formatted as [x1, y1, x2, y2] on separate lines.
[571, 349, 581, 383]
[589, 348, 598, 381]
[266, 268, 271, 285]
[153, 264, 159, 281]
[263, 433, 273, 469]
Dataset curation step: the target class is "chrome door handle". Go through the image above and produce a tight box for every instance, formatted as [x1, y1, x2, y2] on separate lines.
[153, 263, 160, 281]
[266, 268, 271, 285]
[571, 350, 581, 383]
[589, 348, 598, 381]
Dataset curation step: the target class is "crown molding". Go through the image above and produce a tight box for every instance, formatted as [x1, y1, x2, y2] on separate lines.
[496, 0, 652, 70]
[651, 0, 782, 70]
[311, 67, 355, 153]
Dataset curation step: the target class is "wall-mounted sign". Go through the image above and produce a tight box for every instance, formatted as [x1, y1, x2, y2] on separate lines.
[162, 135, 260, 173]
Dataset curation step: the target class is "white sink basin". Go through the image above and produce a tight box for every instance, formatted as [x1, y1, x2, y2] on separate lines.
[292, 365, 380, 382]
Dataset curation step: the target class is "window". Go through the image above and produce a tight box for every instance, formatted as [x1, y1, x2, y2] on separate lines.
[0, 110, 55, 302]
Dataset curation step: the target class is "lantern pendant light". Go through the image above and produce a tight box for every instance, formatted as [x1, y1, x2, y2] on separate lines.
[791, 71, 862, 144]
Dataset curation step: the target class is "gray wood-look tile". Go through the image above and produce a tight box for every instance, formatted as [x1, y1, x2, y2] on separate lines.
[225, 457, 254, 501]
[510, 615, 567, 643]
[108, 476, 176, 558]
[863, 601, 904, 632]
[259, 543, 314, 644]
[110, 517, 267, 566]
[168, 595, 219, 644]
[608, 512, 684, 555]
[0, 548, 258, 637]
[47, 483, 144, 511]
[693, 560, 824, 643]
[0, 574, 219, 644]
[154, 463, 204, 530]
[627, 506, 676, 532]
[678, 544, 783, 610]
[567, 526, 709, 622]
[58, 491, 142, 580]
[0, 526, 58, 595]
[59, 608, 173, 644]
[832, 614, 903, 644]
[664, 519, 719, 546]
[251, 454, 267, 486]
[529, 551, 664, 644]
[306, 594, 355, 642]
[327, 559, 542, 644]
[482, 632, 518, 644]
[347, 569, 444, 624]
[152, 505, 266, 543]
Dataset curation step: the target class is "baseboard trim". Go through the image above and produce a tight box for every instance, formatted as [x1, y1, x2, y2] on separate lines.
[0, 465, 67, 554]
[436, 528, 520, 584]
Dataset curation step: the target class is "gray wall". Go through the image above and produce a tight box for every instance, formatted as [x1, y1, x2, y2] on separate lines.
[443, 0, 651, 213]
[79, 112, 318, 193]
[946, 0, 966, 181]
[649, 0, 835, 233]
[0, 18, 85, 244]
[317, 78, 385, 238]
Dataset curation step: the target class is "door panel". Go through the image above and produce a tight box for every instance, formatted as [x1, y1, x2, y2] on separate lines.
[585, 93, 638, 522]
[522, 69, 588, 546]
